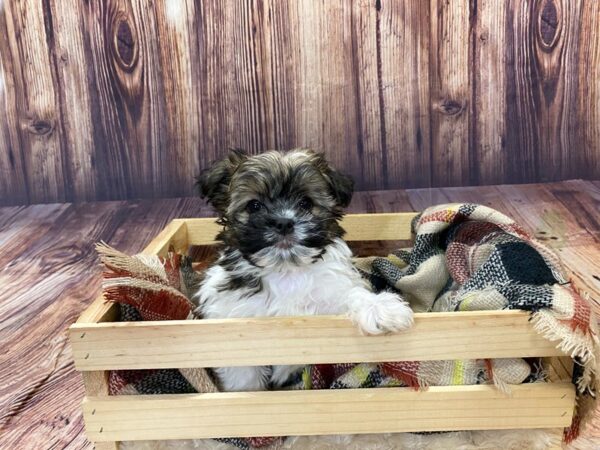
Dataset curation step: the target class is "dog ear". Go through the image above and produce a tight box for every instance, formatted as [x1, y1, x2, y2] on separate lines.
[327, 167, 354, 208]
[196, 148, 248, 214]
[309, 151, 354, 208]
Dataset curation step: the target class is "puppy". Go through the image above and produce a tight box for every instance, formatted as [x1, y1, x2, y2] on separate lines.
[195, 149, 413, 392]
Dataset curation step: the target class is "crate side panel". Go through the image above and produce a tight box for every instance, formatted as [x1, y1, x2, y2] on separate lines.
[70, 311, 566, 370]
[184, 213, 419, 245]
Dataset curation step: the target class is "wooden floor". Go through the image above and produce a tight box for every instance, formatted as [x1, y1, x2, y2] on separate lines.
[1, 180, 599, 450]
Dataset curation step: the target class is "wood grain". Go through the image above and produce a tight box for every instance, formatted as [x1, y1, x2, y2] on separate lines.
[1, 0, 68, 204]
[1, 183, 599, 448]
[574, 0, 600, 180]
[429, 0, 471, 187]
[83, 383, 575, 442]
[471, 0, 509, 185]
[1, 1, 599, 206]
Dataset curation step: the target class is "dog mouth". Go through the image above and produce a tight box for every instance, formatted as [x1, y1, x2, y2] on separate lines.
[274, 236, 297, 250]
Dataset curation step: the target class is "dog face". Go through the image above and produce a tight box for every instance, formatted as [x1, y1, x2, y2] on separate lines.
[197, 149, 354, 268]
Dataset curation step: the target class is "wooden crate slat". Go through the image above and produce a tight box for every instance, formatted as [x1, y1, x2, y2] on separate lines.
[182, 217, 222, 245]
[544, 356, 574, 382]
[76, 296, 118, 324]
[69, 310, 566, 371]
[142, 219, 188, 256]
[83, 383, 575, 442]
[184, 213, 418, 245]
[340, 212, 418, 241]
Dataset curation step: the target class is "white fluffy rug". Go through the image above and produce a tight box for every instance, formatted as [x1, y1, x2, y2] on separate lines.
[121, 429, 561, 450]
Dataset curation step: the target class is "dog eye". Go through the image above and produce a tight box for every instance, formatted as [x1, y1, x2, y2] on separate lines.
[298, 197, 313, 210]
[246, 200, 263, 213]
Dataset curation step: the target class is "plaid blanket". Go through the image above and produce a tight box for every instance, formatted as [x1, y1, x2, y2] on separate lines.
[96, 203, 599, 447]
[355, 203, 599, 442]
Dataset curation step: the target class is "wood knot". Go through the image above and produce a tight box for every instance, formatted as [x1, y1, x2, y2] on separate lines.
[437, 99, 464, 116]
[27, 119, 54, 136]
[111, 14, 138, 71]
[40, 245, 87, 269]
[539, 0, 559, 48]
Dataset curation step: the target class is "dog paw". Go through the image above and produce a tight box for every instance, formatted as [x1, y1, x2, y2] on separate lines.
[354, 292, 414, 335]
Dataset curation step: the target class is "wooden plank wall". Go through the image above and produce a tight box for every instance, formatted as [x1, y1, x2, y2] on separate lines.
[0, 0, 598, 206]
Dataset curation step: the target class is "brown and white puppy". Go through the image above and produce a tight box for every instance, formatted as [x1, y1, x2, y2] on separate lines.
[195, 149, 413, 392]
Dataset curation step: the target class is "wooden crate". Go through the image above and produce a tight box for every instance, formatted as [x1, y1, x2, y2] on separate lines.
[69, 213, 575, 449]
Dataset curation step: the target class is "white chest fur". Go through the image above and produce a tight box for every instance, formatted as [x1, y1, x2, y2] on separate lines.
[197, 239, 365, 320]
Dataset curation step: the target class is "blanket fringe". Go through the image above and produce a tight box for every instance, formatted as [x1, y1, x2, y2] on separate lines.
[96, 241, 168, 283]
[492, 373, 512, 396]
[530, 310, 597, 392]
[483, 359, 512, 396]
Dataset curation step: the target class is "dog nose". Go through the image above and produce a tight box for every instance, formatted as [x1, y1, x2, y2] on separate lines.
[274, 218, 294, 234]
